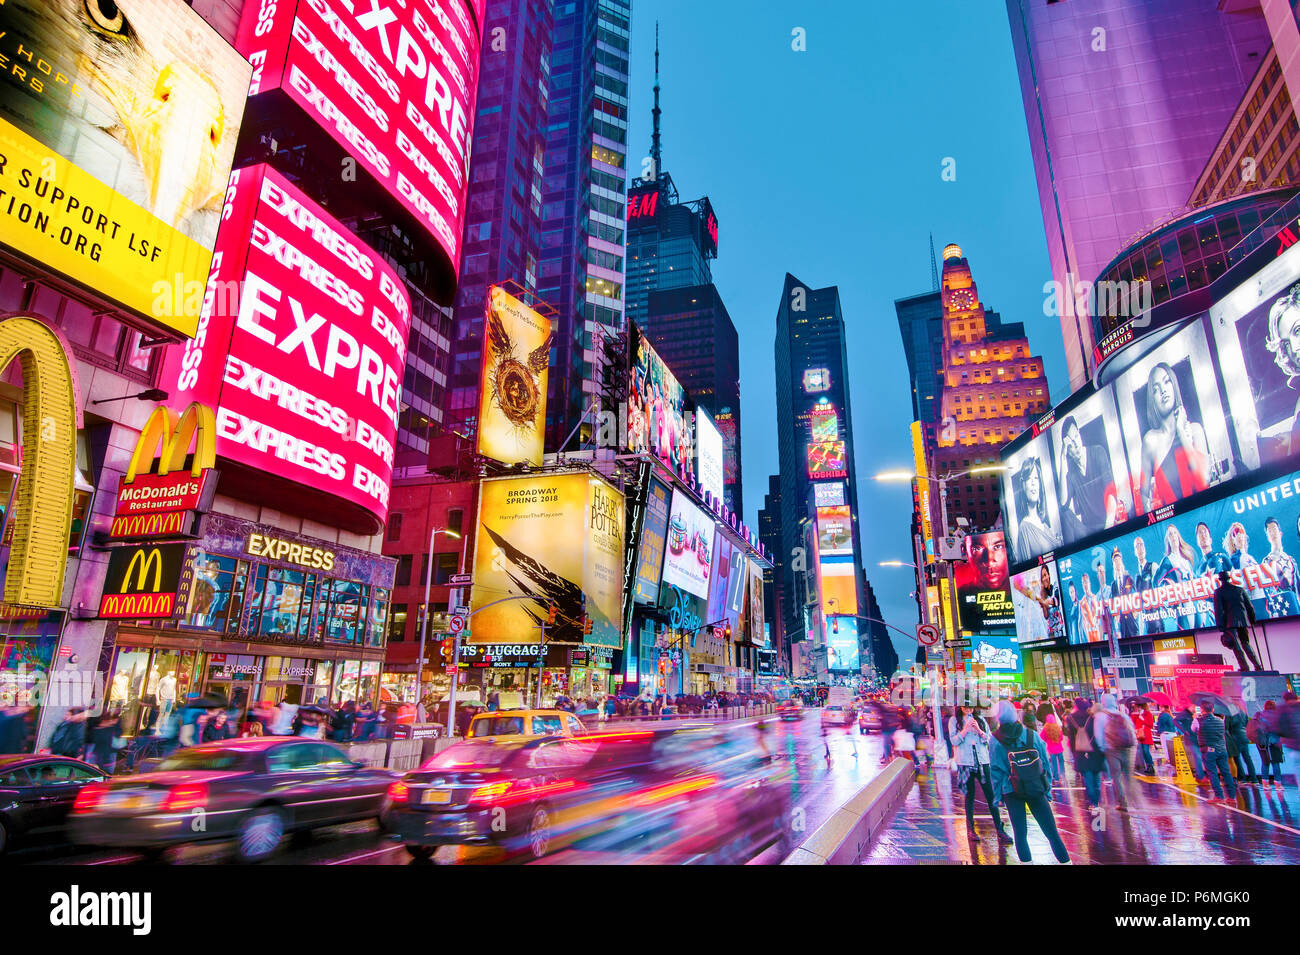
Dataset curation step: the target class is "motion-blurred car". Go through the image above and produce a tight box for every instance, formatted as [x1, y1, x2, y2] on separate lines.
[466, 709, 586, 740]
[69, 738, 396, 861]
[383, 725, 789, 863]
[775, 699, 803, 721]
[0, 755, 108, 856]
[820, 704, 854, 728]
[858, 703, 884, 734]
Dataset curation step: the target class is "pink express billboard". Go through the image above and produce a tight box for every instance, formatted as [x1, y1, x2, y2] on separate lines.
[165, 163, 411, 525]
[237, 0, 482, 276]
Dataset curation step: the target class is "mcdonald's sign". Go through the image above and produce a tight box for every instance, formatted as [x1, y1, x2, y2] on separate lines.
[109, 403, 218, 542]
[99, 543, 186, 619]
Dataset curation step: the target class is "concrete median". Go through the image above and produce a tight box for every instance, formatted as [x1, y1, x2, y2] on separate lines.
[781, 757, 916, 865]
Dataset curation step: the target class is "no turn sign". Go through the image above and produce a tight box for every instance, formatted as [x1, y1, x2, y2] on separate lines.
[449, 614, 466, 634]
[916, 623, 940, 647]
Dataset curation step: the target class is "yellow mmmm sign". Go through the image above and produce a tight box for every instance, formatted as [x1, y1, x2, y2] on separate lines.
[0, 314, 80, 609]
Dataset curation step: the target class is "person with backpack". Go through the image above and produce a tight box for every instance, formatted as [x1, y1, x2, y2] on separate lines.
[989, 700, 1071, 864]
[1092, 693, 1137, 812]
[949, 704, 1013, 844]
[1255, 700, 1285, 792]
[1065, 698, 1103, 810]
[1197, 700, 1238, 804]
[1225, 708, 1258, 785]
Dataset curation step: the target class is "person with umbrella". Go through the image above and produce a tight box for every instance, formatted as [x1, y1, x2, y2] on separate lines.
[1130, 700, 1156, 774]
[1196, 699, 1238, 804]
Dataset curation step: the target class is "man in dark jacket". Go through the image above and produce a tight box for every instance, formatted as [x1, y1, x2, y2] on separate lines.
[1213, 571, 1263, 671]
[1197, 701, 1237, 803]
[1173, 706, 1207, 782]
[1225, 710, 1258, 784]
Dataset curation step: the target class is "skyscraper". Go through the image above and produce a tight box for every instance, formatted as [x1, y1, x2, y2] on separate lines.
[931, 245, 1051, 533]
[895, 289, 945, 427]
[758, 474, 786, 670]
[538, 0, 633, 451]
[774, 274, 889, 677]
[1006, 0, 1271, 389]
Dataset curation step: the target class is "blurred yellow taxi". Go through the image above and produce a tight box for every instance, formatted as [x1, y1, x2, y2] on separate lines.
[466, 709, 586, 740]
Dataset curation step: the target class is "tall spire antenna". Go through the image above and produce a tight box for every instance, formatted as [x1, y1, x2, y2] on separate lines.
[650, 22, 662, 178]
[929, 232, 939, 291]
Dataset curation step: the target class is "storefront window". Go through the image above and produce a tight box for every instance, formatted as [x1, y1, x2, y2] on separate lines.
[182, 553, 248, 634]
[333, 659, 362, 703]
[358, 660, 380, 703]
[367, 588, 389, 648]
[108, 647, 197, 737]
[323, 580, 369, 646]
[251, 567, 317, 642]
[307, 660, 333, 706]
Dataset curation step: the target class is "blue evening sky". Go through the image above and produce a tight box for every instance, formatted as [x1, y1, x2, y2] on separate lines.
[624, 0, 1071, 665]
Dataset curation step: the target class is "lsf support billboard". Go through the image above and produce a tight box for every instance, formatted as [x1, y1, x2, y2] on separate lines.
[238, 0, 482, 283]
[0, 0, 251, 338]
[163, 164, 412, 530]
[470, 474, 625, 648]
[478, 286, 552, 465]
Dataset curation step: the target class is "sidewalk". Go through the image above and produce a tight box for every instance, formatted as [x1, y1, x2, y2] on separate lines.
[865, 763, 1300, 864]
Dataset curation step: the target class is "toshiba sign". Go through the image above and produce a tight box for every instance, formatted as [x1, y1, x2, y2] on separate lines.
[237, 0, 482, 279]
[164, 163, 411, 528]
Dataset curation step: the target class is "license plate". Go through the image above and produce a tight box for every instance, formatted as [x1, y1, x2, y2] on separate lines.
[108, 791, 144, 810]
[421, 789, 452, 805]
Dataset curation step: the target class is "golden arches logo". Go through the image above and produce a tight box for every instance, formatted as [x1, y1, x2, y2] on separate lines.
[122, 548, 164, 594]
[0, 314, 82, 609]
[125, 402, 216, 483]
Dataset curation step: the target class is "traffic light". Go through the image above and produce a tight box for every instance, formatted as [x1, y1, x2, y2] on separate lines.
[724, 623, 732, 640]
[832, 617, 839, 634]
[545, 602, 558, 625]
[582, 615, 593, 635]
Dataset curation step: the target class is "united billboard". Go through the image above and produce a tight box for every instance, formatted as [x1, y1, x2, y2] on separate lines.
[163, 164, 411, 529]
[477, 286, 551, 466]
[0, 0, 251, 338]
[469, 474, 624, 647]
[237, 0, 482, 280]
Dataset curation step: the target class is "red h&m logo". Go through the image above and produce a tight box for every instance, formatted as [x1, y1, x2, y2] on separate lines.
[627, 191, 658, 220]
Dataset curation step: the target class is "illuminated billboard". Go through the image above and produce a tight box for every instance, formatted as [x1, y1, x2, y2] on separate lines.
[809, 403, 838, 442]
[477, 286, 552, 466]
[631, 477, 670, 605]
[237, 0, 482, 277]
[817, 506, 857, 617]
[715, 409, 739, 486]
[954, 531, 1013, 631]
[706, 530, 739, 634]
[1010, 561, 1068, 644]
[1056, 466, 1300, 644]
[696, 408, 724, 502]
[814, 481, 846, 508]
[973, 632, 1022, 671]
[816, 505, 853, 555]
[627, 325, 695, 480]
[470, 474, 624, 647]
[803, 368, 831, 393]
[0, 0, 251, 337]
[807, 441, 848, 480]
[826, 618, 859, 671]
[661, 490, 713, 599]
[163, 164, 411, 527]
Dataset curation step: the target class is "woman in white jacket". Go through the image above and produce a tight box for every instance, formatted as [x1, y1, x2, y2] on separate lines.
[948, 705, 1012, 844]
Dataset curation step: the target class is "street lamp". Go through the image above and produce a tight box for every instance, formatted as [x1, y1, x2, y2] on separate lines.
[417, 527, 461, 725]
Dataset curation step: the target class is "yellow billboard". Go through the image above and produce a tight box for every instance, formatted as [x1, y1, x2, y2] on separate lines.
[470, 473, 624, 647]
[911, 421, 935, 563]
[0, 0, 251, 338]
[477, 286, 553, 465]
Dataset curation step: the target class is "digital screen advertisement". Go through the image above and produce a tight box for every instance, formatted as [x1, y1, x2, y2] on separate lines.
[954, 530, 1014, 631]
[817, 506, 857, 618]
[814, 481, 846, 507]
[661, 489, 714, 599]
[696, 408, 725, 502]
[163, 164, 412, 525]
[237, 0, 482, 274]
[470, 474, 624, 647]
[809, 402, 838, 443]
[826, 618, 859, 672]
[477, 286, 552, 466]
[627, 325, 695, 481]
[1056, 466, 1300, 643]
[803, 368, 831, 393]
[972, 632, 1022, 671]
[0, 0, 251, 337]
[1010, 561, 1068, 645]
[632, 477, 671, 605]
[807, 440, 848, 480]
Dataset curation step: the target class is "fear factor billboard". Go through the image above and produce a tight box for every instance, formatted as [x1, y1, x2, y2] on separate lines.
[237, 0, 482, 279]
[163, 164, 411, 529]
[469, 474, 625, 647]
[954, 531, 1014, 631]
[0, 0, 251, 338]
[477, 286, 551, 466]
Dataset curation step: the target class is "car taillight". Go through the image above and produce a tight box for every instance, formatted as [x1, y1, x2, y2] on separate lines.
[73, 782, 108, 814]
[387, 781, 409, 804]
[161, 783, 208, 813]
[468, 780, 518, 807]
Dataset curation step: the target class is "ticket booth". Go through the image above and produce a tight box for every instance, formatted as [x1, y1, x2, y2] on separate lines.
[1148, 663, 1235, 710]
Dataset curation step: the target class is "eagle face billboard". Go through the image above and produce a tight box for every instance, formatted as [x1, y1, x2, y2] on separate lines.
[477, 286, 552, 466]
[470, 474, 625, 647]
[163, 164, 411, 526]
[0, 0, 250, 337]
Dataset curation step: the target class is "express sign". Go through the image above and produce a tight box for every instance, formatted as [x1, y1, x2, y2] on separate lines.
[237, 0, 482, 276]
[164, 164, 411, 524]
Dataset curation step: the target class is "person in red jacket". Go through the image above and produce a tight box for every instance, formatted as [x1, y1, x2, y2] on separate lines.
[1131, 701, 1156, 773]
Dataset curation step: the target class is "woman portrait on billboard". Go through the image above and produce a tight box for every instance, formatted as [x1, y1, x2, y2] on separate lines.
[1154, 524, 1196, 632]
[1259, 283, 1300, 463]
[1011, 456, 1061, 563]
[1138, 362, 1212, 511]
[1012, 563, 1066, 642]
